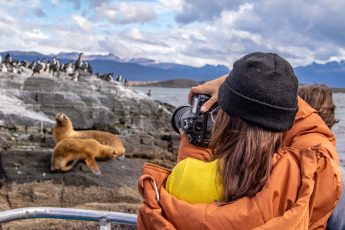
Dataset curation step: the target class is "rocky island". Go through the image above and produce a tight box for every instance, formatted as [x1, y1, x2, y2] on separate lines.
[0, 69, 181, 229]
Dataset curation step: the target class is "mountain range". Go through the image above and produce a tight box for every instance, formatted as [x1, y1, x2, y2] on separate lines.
[294, 61, 345, 88]
[2, 51, 345, 87]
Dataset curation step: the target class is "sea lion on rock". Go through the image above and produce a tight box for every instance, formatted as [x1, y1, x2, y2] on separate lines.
[51, 138, 116, 176]
[53, 113, 125, 159]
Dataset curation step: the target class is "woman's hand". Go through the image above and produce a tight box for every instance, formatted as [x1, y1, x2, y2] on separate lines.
[188, 74, 228, 112]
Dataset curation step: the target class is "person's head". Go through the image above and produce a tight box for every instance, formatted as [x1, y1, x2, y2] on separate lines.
[209, 52, 299, 202]
[298, 84, 338, 129]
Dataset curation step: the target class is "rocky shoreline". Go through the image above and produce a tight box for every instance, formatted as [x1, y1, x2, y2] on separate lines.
[0, 70, 181, 229]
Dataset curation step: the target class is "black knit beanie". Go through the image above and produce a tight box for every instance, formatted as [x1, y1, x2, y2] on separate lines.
[218, 52, 299, 131]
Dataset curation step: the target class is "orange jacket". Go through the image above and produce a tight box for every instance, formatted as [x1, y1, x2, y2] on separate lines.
[137, 97, 343, 229]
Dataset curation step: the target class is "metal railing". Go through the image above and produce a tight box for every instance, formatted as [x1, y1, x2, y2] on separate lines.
[0, 207, 137, 230]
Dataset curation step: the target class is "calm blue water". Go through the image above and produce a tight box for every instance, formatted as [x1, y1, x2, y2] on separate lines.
[132, 87, 345, 166]
[132, 87, 191, 107]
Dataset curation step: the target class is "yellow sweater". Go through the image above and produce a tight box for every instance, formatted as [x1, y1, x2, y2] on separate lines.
[165, 158, 223, 203]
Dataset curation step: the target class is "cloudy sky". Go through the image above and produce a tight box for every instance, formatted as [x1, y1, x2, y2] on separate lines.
[0, 0, 344, 68]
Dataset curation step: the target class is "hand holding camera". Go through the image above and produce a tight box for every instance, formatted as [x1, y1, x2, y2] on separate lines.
[171, 94, 219, 147]
[188, 74, 227, 112]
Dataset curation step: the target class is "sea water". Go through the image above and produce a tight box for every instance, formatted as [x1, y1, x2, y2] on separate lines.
[132, 86, 345, 166]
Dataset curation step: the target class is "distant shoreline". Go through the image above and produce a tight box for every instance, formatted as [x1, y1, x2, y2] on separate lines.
[329, 87, 345, 93]
[129, 79, 345, 92]
[128, 81, 159, 86]
[129, 78, 206, 88]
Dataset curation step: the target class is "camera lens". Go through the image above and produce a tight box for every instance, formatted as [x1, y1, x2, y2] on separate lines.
[195, 121, 203, 131]
[171, 106, 192, 133]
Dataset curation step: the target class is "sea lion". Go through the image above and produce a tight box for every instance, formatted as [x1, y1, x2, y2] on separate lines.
[51, 138, 116, 176]
[53, 113, 125, 158]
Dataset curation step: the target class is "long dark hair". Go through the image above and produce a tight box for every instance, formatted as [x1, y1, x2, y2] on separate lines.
[209, 109, 283, 202]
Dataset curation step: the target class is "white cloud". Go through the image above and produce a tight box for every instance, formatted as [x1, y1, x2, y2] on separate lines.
[219, 3, 254, 27]
[117, 2, 155, 24]
[71, 14, 93, 31]
[157, 0, 184, 11]
[23, 29, 49, 39]
[103, 8, 118, 21]
[51, 0, 66, 8]
[170, 0, 345, 66]
[323, 48, 345, 63]
[0, 14, 16, 25]
[121, 28, 147, 41]
[94, 2, 156, 24]
[0, 0, 344, 69]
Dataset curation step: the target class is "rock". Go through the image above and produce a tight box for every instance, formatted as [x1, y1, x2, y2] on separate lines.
[0, 71, 181, 229]
[0, 72, 173, 134]
[0, 135, 9, 150]
[0, 149, 148, 229]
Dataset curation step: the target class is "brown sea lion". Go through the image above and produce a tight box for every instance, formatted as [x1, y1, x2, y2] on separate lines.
[51, 138, 116, 176]
[53, 113, 125, 159]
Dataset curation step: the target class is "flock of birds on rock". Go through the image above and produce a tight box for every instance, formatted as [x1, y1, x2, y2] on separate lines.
[0, 52, 25, 74]
[0, 52, 126, 84]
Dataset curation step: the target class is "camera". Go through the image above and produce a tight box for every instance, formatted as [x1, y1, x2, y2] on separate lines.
[171, 94, 219, 147]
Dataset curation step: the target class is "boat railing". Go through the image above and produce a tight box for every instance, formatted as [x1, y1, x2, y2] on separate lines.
[0, 207, 137, 230]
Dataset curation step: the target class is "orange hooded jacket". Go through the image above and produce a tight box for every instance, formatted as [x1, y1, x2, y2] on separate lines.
[137, 97, 343, 230]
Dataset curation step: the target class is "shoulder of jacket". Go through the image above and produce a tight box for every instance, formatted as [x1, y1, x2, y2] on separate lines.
[273, 147, 301, 166]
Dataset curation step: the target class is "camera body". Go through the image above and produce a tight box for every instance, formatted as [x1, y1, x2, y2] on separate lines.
[171, 94, 218, 147]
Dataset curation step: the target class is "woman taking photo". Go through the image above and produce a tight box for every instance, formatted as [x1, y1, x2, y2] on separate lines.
[137, 52, 343, 229]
